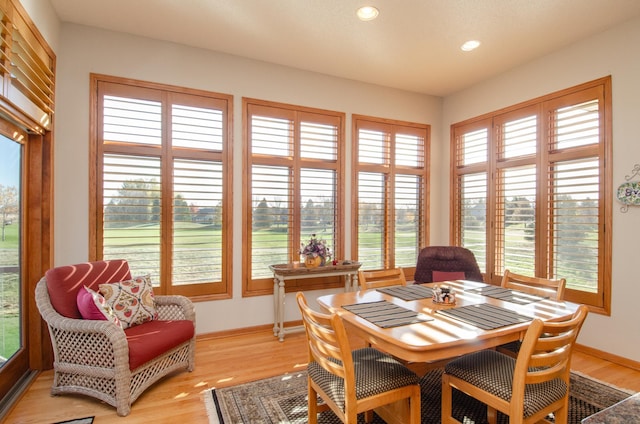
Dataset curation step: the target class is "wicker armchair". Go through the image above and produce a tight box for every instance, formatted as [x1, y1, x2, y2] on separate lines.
[35, 259, 196, 416]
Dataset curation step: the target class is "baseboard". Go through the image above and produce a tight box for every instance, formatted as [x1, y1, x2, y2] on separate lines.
[196, 320, 304, 341]
[575, 343, 640, 372]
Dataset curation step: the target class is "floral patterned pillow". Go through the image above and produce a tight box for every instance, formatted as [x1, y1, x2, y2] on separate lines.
[99, 275, 158, 329]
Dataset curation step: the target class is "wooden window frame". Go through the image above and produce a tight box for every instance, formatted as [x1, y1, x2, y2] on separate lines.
[89, 74, 233, 300]
[351, 115, 430, 280]
[242, 98, 345, 296]
[451, 76, 612, 314]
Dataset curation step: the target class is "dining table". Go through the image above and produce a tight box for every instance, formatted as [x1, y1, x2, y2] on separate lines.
[315, 279, 581, 424]
[317, 279, 580, 362]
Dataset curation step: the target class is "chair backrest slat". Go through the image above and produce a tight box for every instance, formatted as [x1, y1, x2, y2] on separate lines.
[516, 305, 588, 388]
[297, 292, 353, 381]
[501, 269, 566, 301]
[358, 268, 407, 290]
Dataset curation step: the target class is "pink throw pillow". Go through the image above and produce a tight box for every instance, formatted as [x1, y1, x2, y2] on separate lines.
[76, 286, 122, 327]
[432, 271, 466, 282]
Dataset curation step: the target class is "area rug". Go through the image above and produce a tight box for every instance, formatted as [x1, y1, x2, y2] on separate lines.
[204, 369, 635, 424]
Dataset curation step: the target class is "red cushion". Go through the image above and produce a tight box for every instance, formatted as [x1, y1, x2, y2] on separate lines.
[432, 270, 466, 282]
[45, 260, 131, 319]
[125, 320, 195, 370]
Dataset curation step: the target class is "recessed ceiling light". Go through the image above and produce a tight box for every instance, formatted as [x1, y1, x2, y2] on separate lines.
[461, 40, 481, 52]
[357, 6, 379, 21]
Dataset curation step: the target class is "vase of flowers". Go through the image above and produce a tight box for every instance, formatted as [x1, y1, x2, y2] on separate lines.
[299, 234, 331, 268]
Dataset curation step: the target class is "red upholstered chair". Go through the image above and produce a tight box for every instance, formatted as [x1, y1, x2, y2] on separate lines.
[413, 246, 484, 284]
[35, 259, 196, 416]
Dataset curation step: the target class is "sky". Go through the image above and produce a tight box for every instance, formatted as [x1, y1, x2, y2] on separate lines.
[0, 135, 21, 188]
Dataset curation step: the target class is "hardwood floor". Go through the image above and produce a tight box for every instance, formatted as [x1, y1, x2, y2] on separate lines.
[4, 329, 640, 423]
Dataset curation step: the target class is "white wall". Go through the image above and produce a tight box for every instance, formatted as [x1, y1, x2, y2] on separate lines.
[53, 24, 443, 334]
[20, 0, 60, 52]
[443, 16, 640, 361]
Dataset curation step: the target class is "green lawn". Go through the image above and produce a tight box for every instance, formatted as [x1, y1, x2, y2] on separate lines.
[0, 221, 599, 365]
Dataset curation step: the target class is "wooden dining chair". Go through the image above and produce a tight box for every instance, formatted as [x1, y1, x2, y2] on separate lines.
[441, 304, 588, 424]
[501, 269, 566, 301]
[497, 270, 567, 356]
[296, 292, 421, 424]
[358, 267, 407, 290]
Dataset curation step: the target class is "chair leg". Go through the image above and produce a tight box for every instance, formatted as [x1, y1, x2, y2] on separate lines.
[553, 399, 570, 424]
[308, 383, 318, 424]
[441, 374, 460, 424]
[409, 388, 421, 424]
[364, 410, 373, 423]
[487, 406, 497, 424]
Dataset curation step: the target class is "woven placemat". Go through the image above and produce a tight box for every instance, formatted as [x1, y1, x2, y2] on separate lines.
[467, 285, 546, 305]
[437, 303, 531, 330]
[342, 300, 432, 328]
[377, 284, 434, 301]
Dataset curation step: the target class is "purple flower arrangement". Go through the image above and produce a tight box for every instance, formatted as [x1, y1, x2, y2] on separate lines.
[299, 234, 332, 260]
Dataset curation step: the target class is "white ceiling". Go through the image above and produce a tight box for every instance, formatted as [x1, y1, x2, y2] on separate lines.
[49, 0, 640, 96]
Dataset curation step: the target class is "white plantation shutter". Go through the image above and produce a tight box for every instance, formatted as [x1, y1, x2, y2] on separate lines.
[251, 165, 291, 279]
[301, 121, 338, 160]
[0, 0, 55, 133]
[93, 76, 232, 296]
[460, 128, 487, 165]
[301, 168, 336, 255]
[172, 159, 223, 285]
[550, 159, 600, 292]
[496, 165, 536, 274]
[452, 78, 611, 310]
[354, 116, 429, 272]
[357, 172, 386, 268]
[103, 95, 161, 145]
[460, 173, 487, 272]
[394, 174, 423, 268]
[552, 99, 600, 149]
[494, 111, 538, 274]
[251, 114, 293, 156]
[358, 129, 386, 165]
[103, 154, 162, 280]
[244, 99, 343, 295]
[454, 121, 490, 272]
[172, 104, 224, 150]
[499, 115, 537, 159]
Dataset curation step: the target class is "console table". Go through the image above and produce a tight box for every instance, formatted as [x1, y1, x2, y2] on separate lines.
[269, 261, 362, 341]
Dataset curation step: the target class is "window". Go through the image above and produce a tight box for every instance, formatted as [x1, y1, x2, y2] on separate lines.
[243, 99, 345, 296]
[352, 115, 430, 276]
[452, 77, 612, 313]
[0, 0, 55, 400]
[90, 75, 232, 298]
[0, 132, 23, 377]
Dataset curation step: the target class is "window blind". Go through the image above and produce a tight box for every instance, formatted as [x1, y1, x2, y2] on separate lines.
[244, 100, 343, 294]
[353, 117, 429, 272]
[103, 154, 162, 281]
[0, 0, 55, 133]
[93, 76, 232, 296]
[451, 77, 611, 310]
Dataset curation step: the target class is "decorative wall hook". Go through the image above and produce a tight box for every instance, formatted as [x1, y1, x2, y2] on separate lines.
[617, 163, 640, 213]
